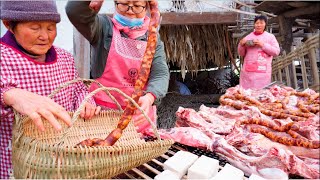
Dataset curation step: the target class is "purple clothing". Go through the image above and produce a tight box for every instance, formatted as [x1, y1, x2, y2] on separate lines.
[0, 31, 56, 62]
[238, 31, 280, 89]
[0, 0, 60, 23]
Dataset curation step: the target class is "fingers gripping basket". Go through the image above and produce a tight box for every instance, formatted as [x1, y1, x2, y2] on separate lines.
[12, 79, 174, 179]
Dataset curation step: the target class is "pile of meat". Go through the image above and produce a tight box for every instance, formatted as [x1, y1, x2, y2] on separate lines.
[146, 85, 320, 179]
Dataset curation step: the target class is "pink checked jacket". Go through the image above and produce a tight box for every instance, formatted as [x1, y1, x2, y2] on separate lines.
[0, 41, 94, 178]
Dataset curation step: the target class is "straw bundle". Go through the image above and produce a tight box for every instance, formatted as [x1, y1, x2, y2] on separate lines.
[12, 80, 173, 179]
[159, 24, 236, 77]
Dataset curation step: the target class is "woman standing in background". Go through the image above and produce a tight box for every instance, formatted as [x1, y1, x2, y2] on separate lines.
[238, 15, 280, 90]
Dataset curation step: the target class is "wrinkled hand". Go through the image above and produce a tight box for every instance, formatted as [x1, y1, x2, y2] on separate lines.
[3, 88, 72, 132]
[80, 102, 101, 120]
[253, 39, 264, 47]
[89, 0, 104, 12]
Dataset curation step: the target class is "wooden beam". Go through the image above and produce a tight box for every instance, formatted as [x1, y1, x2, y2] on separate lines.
[106, 12, 237, 25]
[232, 31, 310, 38]
[278, 15, 295, 87]
[286, 2, 312, 8]
[283, 4, 320, 18]
[278, 15, 294, 54]
[160, 12, 237, 25]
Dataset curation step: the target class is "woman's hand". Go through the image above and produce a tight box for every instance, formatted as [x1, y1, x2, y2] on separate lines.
[89, 0, 104, 12]
[239, 38, 247, 46]
[3, 88, 72, 132]
[135, 93, 155, 115]
[80, 103, 101, 120]
[132, 93, 155, 128]
[253, 39, 264, 47]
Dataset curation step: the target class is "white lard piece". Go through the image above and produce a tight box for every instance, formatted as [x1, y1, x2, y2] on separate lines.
[187, 155, 220, 179]
[163, 151, 198, 178]
[258, 168, 288, 180]
[211, 163, 244, 180]
[249, 174, 267, 180]
[154, 170, 180, 180]
[288, 95, 298, 107]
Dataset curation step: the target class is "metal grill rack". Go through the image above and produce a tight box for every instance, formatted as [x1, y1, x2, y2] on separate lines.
[112, 141, 236, 179]
[113, 137, 305, 179]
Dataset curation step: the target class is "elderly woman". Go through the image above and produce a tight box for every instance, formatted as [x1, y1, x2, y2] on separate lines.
[238, 15, 280, 90]
[0, 1, 100, 178]
[66, 0, 169, 132]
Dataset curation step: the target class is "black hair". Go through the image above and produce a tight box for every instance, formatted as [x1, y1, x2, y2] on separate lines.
[254, 15, 268, 24]
[8, 21, 19, 31]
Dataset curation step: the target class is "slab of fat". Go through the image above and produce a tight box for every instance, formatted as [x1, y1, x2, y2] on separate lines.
[154, 170, 180, 180]
[211, 163, 244, 180]
[187, 155, 220, 179]
[163, 151, 198, 178]
[249, 174, 267, 180]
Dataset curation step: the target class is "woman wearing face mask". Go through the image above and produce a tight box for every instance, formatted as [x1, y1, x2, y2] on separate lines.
[66, 0, 169, 133]
[238, 15, 280, 90]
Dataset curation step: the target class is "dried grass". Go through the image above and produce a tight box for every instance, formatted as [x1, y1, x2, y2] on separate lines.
[159, 24, 237, 77]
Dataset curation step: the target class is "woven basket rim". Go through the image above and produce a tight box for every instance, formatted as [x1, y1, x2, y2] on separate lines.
[14, 110, 173, 151]
[15, 136, 174, 152]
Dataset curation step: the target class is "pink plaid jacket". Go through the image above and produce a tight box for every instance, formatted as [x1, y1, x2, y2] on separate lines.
[0, 42, 94, 179]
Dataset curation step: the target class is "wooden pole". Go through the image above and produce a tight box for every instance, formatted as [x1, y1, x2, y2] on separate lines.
[300, 56, 308, 89]
[285, 66, 291, 87]
[73, 28, 91, 78]
[306, 34, 320, 86]
[290, 46, 298, 89]
[278, 15, 295, 86]
[277, 68, 282, 83]
[291, 60, 298, 89]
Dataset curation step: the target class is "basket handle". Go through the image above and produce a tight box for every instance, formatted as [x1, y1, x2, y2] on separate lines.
[58, 86, 160, 144]
[12, 78, 123, 144]
[48, 78, 122, 110]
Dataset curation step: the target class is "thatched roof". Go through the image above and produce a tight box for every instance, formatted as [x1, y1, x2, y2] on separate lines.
[159, 24, 237, 77]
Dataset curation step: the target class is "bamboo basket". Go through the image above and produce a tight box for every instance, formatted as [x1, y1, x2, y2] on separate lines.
[12, 79, 174, 179]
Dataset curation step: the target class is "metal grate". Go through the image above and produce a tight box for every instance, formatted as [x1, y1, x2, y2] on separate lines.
[112, 137, 305, 179]
[112, 139, 231, 179]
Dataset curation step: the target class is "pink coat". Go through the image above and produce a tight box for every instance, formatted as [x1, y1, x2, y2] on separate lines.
[238, 31, 280, 89]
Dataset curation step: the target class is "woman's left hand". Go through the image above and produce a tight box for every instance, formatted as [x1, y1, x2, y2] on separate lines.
[132, 93, 155, 128]
[80, 103, 101, 120]
[253, 39, 264, 48]
[89, 0, 104, 12]
[139, 93, 154, 111]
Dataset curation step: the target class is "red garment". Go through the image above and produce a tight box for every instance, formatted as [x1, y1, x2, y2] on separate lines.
[89, 26, 156, 133]
[90, 26, 148, 108]
[0, 43, 93, 179]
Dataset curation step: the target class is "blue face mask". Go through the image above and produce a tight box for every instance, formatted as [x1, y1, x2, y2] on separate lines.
[114, 11, 144, 28]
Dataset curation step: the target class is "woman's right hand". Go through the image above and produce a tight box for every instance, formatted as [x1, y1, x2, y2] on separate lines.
[89, 0, 104, 12]
[3, 88, 72, 132]
[239, 38, 247, 46]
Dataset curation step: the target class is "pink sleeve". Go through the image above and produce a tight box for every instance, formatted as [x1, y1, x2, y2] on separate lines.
[66, 54, 96, 109]
[0, 77, 18, 107]
[237, 43, 247, 57]
[262, 34, 280, 57]
[0, 55, 19, 107]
